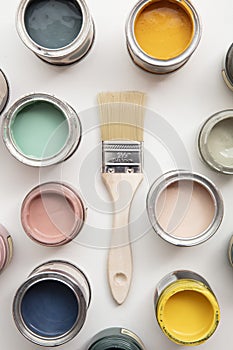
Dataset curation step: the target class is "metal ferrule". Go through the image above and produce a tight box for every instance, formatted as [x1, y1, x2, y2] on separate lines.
[16, 0, 95, 65]
[13, 260, 91, 347]
[102, 141, 143, 174]
[126, 0, 202, 74]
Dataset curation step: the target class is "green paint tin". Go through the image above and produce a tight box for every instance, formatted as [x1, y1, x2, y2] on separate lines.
[2, 93, 81, 166]
[88, 328, 145, 350]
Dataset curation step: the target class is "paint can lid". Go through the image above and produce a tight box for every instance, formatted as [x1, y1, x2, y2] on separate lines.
[0, 70, 9, 114]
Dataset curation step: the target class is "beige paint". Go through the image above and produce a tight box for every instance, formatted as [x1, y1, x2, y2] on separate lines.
[155, 180, 215, 238]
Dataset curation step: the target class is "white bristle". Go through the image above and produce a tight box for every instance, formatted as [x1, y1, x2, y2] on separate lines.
[98, 91, 146, 141]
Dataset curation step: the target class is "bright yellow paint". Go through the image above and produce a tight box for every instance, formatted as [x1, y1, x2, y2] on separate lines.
[156, 280, 220, 345]
[134, 0, 194, 60]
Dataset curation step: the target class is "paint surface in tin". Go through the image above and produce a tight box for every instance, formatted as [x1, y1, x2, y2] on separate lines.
[134, 0, 194, 60]
[11, 100, 69, 159]
[25, 0, 83, 49]
[21, 279, 79, 337]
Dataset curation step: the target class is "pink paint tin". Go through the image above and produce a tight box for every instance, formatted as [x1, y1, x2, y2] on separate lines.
[0, 224, 13, 272]
[21, 182, 86, 246]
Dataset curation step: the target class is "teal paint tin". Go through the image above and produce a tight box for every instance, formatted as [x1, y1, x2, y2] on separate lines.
[2, 93, 81, 167]
[88, 328, 145, 350]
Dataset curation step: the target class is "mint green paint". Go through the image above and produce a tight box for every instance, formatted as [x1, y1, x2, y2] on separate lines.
[10, 101, 69, 159]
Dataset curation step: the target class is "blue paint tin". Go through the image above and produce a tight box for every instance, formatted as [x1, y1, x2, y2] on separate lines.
[13, 260, 91, 346]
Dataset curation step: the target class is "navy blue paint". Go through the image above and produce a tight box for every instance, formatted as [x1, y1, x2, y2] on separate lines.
[21, 280, 79, 337]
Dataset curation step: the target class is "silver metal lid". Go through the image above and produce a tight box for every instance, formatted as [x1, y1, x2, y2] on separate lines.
[0, 70, 9, 114]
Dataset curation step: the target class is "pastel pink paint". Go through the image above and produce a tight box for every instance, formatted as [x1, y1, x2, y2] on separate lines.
[21, 183, 85, 246]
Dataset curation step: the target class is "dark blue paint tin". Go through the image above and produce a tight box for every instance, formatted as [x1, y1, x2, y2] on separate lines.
[13, 260, 91, 346]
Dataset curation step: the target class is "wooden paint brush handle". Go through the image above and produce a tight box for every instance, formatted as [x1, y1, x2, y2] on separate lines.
[102, 173, 143, 305]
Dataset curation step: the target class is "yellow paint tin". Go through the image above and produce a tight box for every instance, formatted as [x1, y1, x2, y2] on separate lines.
[154, 270, 220, 345]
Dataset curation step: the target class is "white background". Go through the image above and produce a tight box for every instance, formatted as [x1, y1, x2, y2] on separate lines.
[1, 0, 233, 349]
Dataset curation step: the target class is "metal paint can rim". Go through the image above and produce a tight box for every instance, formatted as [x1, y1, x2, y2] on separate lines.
[146, 170, 223, 246]
[16, 0, 95, 65]
[125, 0, 202, 74]
[13, 260, 91, 347]
[0, 224, 13, 273]
[198, 109, 233, 174]
[2, 92, 82, 167]
[222, 42, 233, 91]
[0, 69, 9, 114]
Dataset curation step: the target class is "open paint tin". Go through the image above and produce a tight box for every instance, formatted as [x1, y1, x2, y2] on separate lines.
[21, 182, 86, 246]
[222, 43, 233, 91]
[88, 328, 145, 350]
[154, 270, 220, 345]
[13, 260, 91, 346]
[0, 69, 9, 114]
[126, 0, 201, 74]
[2, 93, 81, 167]
[198, 110, 233, 174]
[0, 224, 13, 273]
[147, 170, 223, 246]
[16, 0, 95, 65]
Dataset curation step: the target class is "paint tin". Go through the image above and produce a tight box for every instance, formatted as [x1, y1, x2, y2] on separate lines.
[21, 182, 86, 246]
[88, 328, 145, 350]
[0, 224, 13, 273]
[0, 70, 9, 114]
[222, 43, 233, 91]
[147, 170, 223, 246]
[154, 270, 220, 345]
[126, 0, 201, 74]
[198, 110, 233, 174]
[228, 235, 233, 266]
[2, 93, 81, 167]
[16, 0, 95, 65]
[13, 260, 91, 346]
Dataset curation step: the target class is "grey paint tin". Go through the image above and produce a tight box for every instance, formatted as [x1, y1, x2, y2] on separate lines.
[0, 70, 9, 114]
[125, 0, 201, 74]
[198, 109, 233, 174]
[222, 43, 233, 91]
[13, 260, 91, 346]
[16, 0, 95, 65]
[88, 328, 145, 350]
[2, 93, 82, 167]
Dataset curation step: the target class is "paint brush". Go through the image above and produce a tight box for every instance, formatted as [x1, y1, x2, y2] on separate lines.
[98, 91, 146, 304]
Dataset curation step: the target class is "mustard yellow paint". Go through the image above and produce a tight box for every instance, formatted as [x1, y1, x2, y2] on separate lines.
[156, 280, 220, 345]
[134, 0, 194, 60]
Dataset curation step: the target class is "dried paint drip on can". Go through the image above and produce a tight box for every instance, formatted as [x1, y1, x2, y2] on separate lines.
[154, 270, 220, 345]
[0, 224, 13, 273]
[16, 0, 95, 65]
[88, 328, 146, 350]
[21, 182, 86, 246]
[0, 70, 9, 114]
[13, 260, 91, 346]
[126, 0, 201, 74]
[2, 93, 81, 167]
[147, 170, 223, 246]
[222, 43, 233, 91]
[198, 110, 233, 174]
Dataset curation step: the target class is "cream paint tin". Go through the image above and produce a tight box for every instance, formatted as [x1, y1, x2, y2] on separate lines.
[198, 110, 233, 174]
[16, 0, 95, 65]
[88, 328, 145, 350]
[154, 270, 220, 345]
[147, 170, 223, 246]
[126, 0, 201, 74]
[2, 93, 81, 167]
[0, 224, 13, 273]
[13, 260, 91, 346]
[0, 70, 9, 114]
